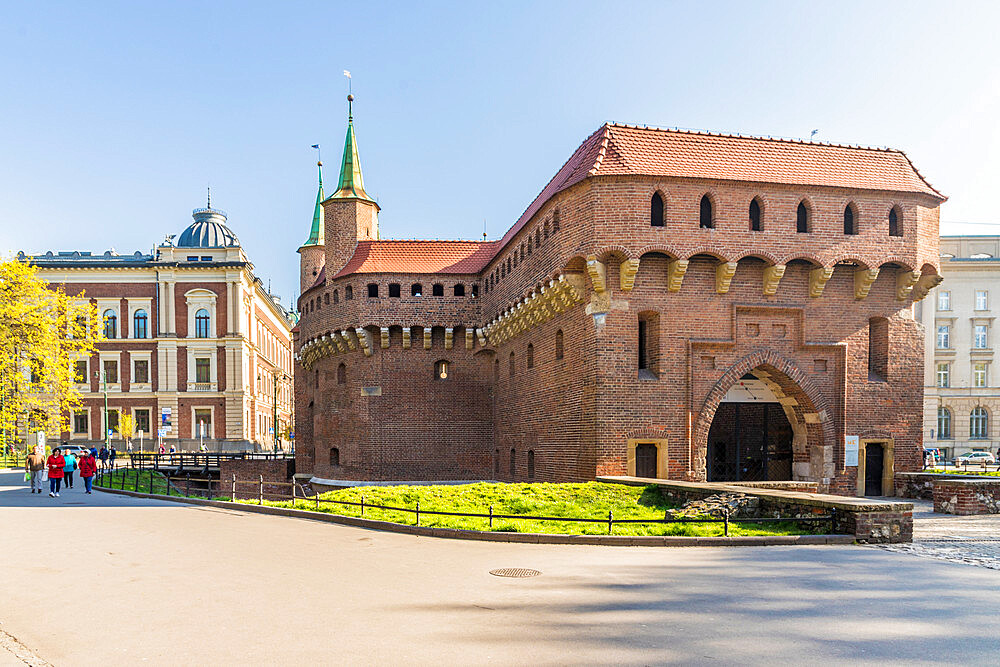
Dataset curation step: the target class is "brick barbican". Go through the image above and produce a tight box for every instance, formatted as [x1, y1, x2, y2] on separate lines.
[294, 98, 945, 497]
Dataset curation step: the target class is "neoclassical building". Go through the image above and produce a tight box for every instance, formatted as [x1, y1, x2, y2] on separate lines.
[24, 205, 295, 451]
[294, 98, 945, 496]
[920, 236, 1000, 461]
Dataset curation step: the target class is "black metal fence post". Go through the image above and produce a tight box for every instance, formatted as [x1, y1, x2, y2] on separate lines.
[489, 505, 494, 529]
[360, 494, 365, 517]
[608, 510, 613, 535]
[415, 501, 420, 526]
[231, 474, 236, 502]
[258, 474, 263, 505]
[723, 510, 730, 537]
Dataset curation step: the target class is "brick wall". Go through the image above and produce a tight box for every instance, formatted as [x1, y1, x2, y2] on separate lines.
[219, 459, 295, 500]
[932, 479, 1000, 514]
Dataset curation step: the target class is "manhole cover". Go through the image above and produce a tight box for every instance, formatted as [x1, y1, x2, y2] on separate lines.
[489, 568, 541, 578]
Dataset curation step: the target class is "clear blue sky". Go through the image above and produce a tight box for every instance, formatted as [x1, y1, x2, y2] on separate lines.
[1, 1, 998, 304]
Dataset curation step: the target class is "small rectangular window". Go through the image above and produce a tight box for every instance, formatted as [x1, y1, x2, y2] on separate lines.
[73, 411, 88, 434]
[976, 290, 989, 311]
[187, 256, 199, 262]
[367, 284, 379, 298]
[937, 325, 950, 349]
[135, 409, 151, 435]
[638, 320, 648, 370]
[195, 358, 211, 383]
[133, 359, 149, 384]
[74, 360, 88, 383]
[936, 363, 950, 388]
[103, 360, 118, 384]
[937, 291, 951, 311]
[974, 363, 988, 388]
[975, 324, 989, 349]
[388, 283, 401, 298]
[868, 317, 889, 381]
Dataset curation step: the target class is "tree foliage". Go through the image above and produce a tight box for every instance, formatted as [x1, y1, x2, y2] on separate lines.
[118, 412, 135, 441]
[0, 258, 101, 446]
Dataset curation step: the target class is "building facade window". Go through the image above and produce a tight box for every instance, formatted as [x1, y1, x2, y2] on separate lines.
[102, 359, 118, 384]
[330, 447, 340, 466]
[974, 324, 989, 349]
[74, 360, 88, 383]
[937, 325, 950, 349]
[73, 410, 88, 435]
[337, 363, 346, 384]
[526, 343, 534, 369]
[509, 352, 515, 377]
[970, 407, 989, 439]
[195, 309, 211, 338]
[976, 290, 989, 311]
[938, 291, 951, 311]
[194, 409, 211, 438]
[651, 193, 664, 227]
[135, 409, 150, 436]
[796, 201, 809, 233]
[868, 317, 889, 381]
[974, 362, 989, 388]
[388, 283, 401, 298]
[888, 207, 902, 237]
[432, 284, 444, 297]
[333, 289, 340, 303]
[749, 198, 762, 231]
[434, 360, 449, 380]
[555, 330, 564, 360]
[133, 359, 149, 384]
[195, 358, 211, 383]
[103, 309, 117, 339]
[453, 284, 465, 297]
[411, 283, 422, 297]
[133, 309, 148, 339]
[936, 363, 950, 388]
[345, 285, 353, 300]
[699, 195, 713, 229]
[367, 283, 379, 298]
[844, 203, 857, 235]
[937, 407, 951, 439]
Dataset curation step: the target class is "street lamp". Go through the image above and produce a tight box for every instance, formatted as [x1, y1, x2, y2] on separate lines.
[95, 368, 109, 450]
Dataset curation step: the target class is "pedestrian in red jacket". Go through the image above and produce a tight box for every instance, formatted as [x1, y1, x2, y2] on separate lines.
[78, 451, 97, 494]
[46, 448, 65, 497]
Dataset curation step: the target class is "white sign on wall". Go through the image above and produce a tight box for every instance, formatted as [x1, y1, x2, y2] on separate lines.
[845, 435, 860, 467]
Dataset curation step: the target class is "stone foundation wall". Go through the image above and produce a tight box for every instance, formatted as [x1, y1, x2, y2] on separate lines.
[895, 472, 937, 500]
[932, 479, 1000, 515]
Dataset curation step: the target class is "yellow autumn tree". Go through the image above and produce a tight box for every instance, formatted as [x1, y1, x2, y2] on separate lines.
[0, 257, 102, 451]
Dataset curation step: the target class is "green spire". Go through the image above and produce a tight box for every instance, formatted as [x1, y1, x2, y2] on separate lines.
[303, 161, 325, 246]
[331, 95, 372, 201]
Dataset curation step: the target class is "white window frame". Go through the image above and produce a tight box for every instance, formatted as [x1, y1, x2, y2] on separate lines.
[129, 299, 154, 339]
[974, 324, 989, 349]
[186, 345, 217, 391]
[72, 355, 90, 388]
[936, 363, 950, 388]
[130, 352, 152, 391]
[184, 289, 218, 339]
[98, 352, 122, 391]
[937, 407, 951, 440]
[937, 324, 951, 349]
[96, 299, 121, 340]
[971, 407, 989, 439]
[937, 290, 951, 311]
[131, 407, 152, 441]
[103, 408, 122, 441]
[71, 407, 91, 440]
[976, 290, 989, 311]
[191, 406, 215, 439]
[974, 362, 989, 388]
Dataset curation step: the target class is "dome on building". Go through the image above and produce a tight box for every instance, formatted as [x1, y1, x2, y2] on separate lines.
[177, 208, 240, 248]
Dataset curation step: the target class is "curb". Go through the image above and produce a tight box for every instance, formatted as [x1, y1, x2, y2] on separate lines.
[95, 485, 856, 547]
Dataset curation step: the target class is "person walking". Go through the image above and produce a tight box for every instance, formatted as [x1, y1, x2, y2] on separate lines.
[62, 445, 77, 490]
[46, 447, 65, 497]
[99, 446, 109, 471]
[78, 449, 97, 494]
[108, 444, 117, 470]
[25, 447, 45, 494]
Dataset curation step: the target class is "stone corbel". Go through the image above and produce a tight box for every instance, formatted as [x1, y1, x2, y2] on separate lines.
[403, 327, 412, 349]
[354, 327, 373, 357]
[619, 258, 640, 291]
[585, 256, 607, 294]
[332, 332, 348, 353]
[380, 327, 390, 349]
[667, 259, 689, 292]
[912, 272, 943, 301]
[423, 327, 432, 350]
[896, 270, 921, 301]
[341, 330, 358, 350]
[809, 266, 834, 298]
[445, 327, 454, 350]
[476, 328, 488, 347]
[465, 328, 474, 350]
[854, 267, 880, 300]
[563, 273, 587, 303]
[762, 264, 786, 297]
[716, 261, 738, 294]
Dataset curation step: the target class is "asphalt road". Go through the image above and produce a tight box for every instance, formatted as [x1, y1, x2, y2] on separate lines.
[1, 470, 999, 665]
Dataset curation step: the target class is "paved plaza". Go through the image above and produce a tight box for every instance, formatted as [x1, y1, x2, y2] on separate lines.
[1, 470, 999, 665]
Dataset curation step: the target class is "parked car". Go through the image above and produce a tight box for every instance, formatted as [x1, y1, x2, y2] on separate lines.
[54, 444, 90, 457]
[954, 451, 996, 466]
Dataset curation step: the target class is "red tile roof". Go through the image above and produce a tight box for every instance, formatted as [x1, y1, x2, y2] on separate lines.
[332, 240, 500, 279]
[499, 123, 945, 246]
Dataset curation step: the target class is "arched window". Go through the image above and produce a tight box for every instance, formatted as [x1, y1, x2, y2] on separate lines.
[535, 228, 541, 246]
[937, 407, 952, 440]
[345, 285, 353, 300]
[796, 201, 810, 233]
[453, 284, 465, 297]
[844, 203, 857, 235]
[330, 447, 340, 466]
[889, 207, 902, 237]
[103, 309, 117, 339]
[553, 209, 560, 232]
[544, 221, 550, 239]
[699, 195, 713, 228]
[527, 450, 535, 478]
[411, 283, 422, 297]
[509, 352, 515, 377]
[194, 309, 211, 338]
[337, 363, 346, 385]
[971, 407, 989, 439]
[388, 283, 401, 298]
[434, 359, 449, 380]
[555, 330, 564, 360]
[333, 289, 339, 303]
[651, 193, 665, 227]
[133, 309, 148, 339]
[749, 198, 762, 231]
[432, 284, 444, 297]
[509, 448, 516, 476]
[367, 283, 379, 298]
[324, 293, 330, 305]
[526, 343, 534, 369]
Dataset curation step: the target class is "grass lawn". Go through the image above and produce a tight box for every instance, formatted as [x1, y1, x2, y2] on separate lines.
[95, 473, 826, 537]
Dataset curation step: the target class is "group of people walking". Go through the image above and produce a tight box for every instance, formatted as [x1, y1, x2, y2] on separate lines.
[24, 443, 116, 497]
